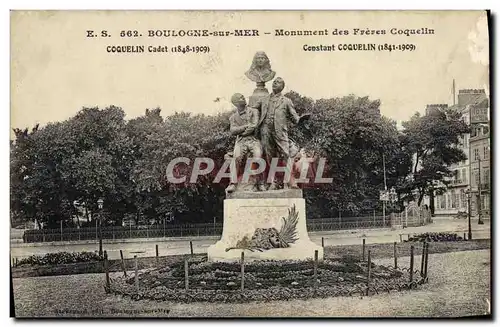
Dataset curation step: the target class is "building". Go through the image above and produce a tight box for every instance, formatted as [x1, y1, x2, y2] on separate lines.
[432, 104, 470, 216]
[468, 90, 490, 217]
[425, 103, 448, 116]
[433, 89, 489, 217]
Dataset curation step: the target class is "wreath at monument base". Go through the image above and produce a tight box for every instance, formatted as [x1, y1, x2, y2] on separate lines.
[224, 205, 300, 252]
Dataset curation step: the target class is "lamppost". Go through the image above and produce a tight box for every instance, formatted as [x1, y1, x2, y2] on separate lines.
[389, 187, 397, 204]
[463, 189, 472, 240]
[72, 200, 79, 228]
[388, 187, 397, 226]
[97, 198, 104, 256]
[477, 156, 484, 225]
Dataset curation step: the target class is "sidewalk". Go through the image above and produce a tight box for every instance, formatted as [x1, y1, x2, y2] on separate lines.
[11, 217, 490, 248]
[11, 235, 221, 248]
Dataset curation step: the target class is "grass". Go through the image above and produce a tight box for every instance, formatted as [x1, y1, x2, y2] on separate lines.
[11, 239, 490, 278]
[107, 255, 415, 303]
[12, 250, 491, 317]
[12, 254, 205, 278]
[325, 239, 490, 260]
[103, 238, 490, 304]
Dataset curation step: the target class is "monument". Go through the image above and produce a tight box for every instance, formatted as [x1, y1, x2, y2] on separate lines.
[246, 51, 276, 108]
[207, 52, 323, 262]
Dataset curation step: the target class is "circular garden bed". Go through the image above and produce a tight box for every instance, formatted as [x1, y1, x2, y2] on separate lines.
[108, 255, 425, 303]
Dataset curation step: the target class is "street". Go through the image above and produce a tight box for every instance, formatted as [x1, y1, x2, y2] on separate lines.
[10, 217, 490, 260]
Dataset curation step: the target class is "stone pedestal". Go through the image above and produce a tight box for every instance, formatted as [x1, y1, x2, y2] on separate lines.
[207, 190, 323, 262]
[248, 82, 269, 108]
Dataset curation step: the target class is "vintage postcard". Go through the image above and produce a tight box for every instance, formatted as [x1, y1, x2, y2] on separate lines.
[10, 10, 491, 318]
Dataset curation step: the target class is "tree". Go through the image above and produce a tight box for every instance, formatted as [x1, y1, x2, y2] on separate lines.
[10, 106, 131, 228]
[12, 121, 75, 228]
[286, 93, 402, 217]
[10, 124, 40, 227]
[401, 108, 470, 211]
[285, 91, 315, 147]
[130, 110, 234, 223]
[61, 106, 131, 226]
[12, 92, 466, 228]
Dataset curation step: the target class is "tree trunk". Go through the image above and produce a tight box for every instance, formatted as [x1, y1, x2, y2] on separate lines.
[417, 189, 425, 206]
[85, 206, 90, 222]
[429, 190, 435, 216]
[413, 153, 420, 174]
[36, 219, 42, 230]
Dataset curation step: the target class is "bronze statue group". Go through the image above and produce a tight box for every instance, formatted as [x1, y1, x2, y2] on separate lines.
[226, 52, 310, 193]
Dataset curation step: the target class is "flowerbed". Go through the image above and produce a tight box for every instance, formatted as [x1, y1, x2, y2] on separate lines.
[405, 232, 464, 243]
[108, 255, 423, 303]
[17, 251, 103, 267]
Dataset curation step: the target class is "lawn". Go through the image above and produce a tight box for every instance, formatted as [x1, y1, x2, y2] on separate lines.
[325, 238, 490, 260]
[11, 239, 490, 278]
[12, 249, 491, 318]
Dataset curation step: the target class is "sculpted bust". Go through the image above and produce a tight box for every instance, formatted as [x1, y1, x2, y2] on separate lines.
[245, 51, 276, 84]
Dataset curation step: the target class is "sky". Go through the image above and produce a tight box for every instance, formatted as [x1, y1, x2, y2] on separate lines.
[10, 11, 489, 136]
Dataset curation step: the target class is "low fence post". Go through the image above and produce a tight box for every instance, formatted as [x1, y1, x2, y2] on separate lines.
[134, 255, 139, 293]
[314, 250, 319, 287]
[104, 250, 110, 293]
[120, 250, 127, 277]
[464, 232, 467, 241]
[409, 245, 414, 288]
[362, 239, 366, 261]
[420, 241, 426, 277]
[366, 250, 371, 296]
[424, 243, 429, 281]
[184, 258, 189, 291]
[240, 251, 245, 291]
[393, 242, 398, 269]
[321, 237, 324, 248]
[156, 244, 159, 266]
[15, 257, 18, 267]
[190, 241, 194, 255]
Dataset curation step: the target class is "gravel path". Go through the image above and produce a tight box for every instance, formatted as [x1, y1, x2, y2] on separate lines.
[12, 249, 490, 318]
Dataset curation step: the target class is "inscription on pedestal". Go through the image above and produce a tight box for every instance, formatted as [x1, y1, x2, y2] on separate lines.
[227, 189, 303, 199]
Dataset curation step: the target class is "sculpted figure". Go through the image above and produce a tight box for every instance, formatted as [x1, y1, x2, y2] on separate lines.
[252, 77, 310, 190]
[226, 93, 264, 193]
[245, 52, 276, 84]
